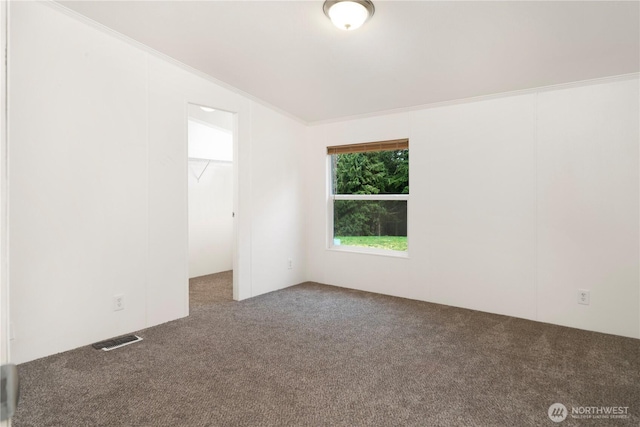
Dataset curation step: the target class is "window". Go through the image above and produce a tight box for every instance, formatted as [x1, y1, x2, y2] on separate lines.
[328, 139, 409, 255]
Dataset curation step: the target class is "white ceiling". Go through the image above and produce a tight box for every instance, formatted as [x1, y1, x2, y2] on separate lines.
[58, 1, 639, 124]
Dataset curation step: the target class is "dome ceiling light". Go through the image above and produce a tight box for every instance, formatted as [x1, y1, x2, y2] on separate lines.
[323, 0, 375, 31]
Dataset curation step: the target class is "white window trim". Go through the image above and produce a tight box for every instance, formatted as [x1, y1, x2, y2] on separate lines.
[328, 243, 410, 258]
[326, 156, 409, 257]
[333, 194, 409, 201]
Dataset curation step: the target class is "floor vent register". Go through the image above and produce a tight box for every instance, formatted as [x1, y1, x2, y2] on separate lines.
[92, 335, 143, 351]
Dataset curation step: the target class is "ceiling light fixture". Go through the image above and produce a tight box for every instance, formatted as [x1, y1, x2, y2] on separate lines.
[200, 106, 215, 112]
[323, 0, 375, 31]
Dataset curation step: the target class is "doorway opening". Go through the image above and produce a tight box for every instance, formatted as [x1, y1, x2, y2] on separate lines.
[187, 104, 235, 308]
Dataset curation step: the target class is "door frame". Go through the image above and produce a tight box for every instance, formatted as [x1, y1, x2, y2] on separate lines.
[185, 104, 239, 303]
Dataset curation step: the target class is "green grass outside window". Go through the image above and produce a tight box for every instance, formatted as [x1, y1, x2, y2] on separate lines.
[335, 236, 407, 252]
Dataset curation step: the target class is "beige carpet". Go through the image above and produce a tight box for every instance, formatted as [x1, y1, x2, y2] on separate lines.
[189, 270, 234, 306]
[11, 273, 640, 426]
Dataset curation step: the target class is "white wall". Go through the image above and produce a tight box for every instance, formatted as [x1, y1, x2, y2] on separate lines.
[188, 119, 233, 161]
[536, 82, 639, 337]
[306, 77, 639, 339]
[188, 159, 233, 278]
[8, 1, 306, 364]
[250, 103, 307, 297]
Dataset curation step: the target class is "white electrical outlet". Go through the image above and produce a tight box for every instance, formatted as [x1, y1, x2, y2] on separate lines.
[288, 258, 293, 270]
[113, 294, 125, 311]
[578, 289, 590, 305]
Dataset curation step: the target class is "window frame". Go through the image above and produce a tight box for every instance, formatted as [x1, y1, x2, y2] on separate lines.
[326, 141, 409, 258]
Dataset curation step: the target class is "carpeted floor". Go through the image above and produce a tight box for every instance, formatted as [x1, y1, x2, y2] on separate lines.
[189, 270, 234, 307]
[11, 272, 640, 426]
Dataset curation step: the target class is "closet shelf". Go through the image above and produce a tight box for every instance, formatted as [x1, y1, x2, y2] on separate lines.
[188, 157, 232, 163]
[188, 158, 232, 182]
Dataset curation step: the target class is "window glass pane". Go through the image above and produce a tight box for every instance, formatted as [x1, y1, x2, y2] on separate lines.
[332, 149, 409, 195]
[333, 200, 407, 252]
